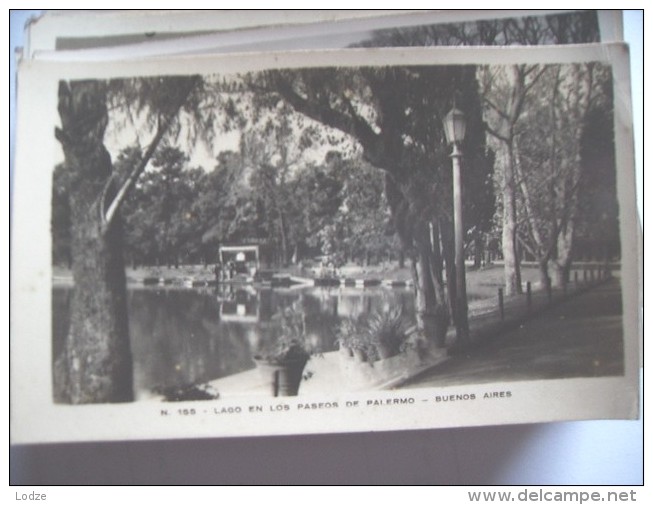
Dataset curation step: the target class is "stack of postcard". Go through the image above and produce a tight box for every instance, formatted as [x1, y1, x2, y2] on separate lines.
[11, 10, 640, 444]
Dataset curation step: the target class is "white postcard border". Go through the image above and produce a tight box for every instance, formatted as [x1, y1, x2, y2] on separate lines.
[11, 43, 639, 444]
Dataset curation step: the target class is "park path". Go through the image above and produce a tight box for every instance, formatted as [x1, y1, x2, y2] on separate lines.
[400, 278, 624, 389]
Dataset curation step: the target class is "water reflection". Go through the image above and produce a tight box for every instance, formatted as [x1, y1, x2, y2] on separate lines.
[52, 285, 414, 400]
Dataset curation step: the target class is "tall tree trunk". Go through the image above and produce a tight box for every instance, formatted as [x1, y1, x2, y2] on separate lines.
[410, 246, 445, 346]
[537, 258, 550, 289]
[291, 244, 298, 265]
[61, 199, 133, 404]
[550, 221, 574, 287]
[427, 221, 451, 347]
[501, 144, 523, 295]
[54, 81, 133, 404]
[278, 211, 288, 266]
[410, 253, 431, 338]
[398, 248, 405, 269]
[481, 65, 545, 296]
[386, 176, 449, 346]
[548, 122, 585, 287]
[439, 218, 458, 330]
[474, 232, 484, 269]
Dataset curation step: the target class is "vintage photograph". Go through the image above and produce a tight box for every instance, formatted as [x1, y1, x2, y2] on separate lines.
[11, 39, 638, 442]
[50, 58, 624, 404]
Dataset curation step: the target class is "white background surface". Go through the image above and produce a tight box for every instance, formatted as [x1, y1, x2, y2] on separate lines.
[8, 8, 643, 487]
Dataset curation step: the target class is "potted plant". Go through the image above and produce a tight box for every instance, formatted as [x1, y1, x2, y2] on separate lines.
[253, 306, 312, 396]
[337, 308, 411, 364]
[337, 314, 371, 362]
[366, 307, 410, 360]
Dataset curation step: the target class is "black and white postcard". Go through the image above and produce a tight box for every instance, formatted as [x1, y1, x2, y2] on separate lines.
[11, 40, 639, 443]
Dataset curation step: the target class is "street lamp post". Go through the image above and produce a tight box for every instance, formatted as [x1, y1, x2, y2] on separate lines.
[443, 107, 469, 343]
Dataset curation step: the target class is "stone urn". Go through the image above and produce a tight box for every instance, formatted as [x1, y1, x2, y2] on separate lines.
[254, 356, 308, 397]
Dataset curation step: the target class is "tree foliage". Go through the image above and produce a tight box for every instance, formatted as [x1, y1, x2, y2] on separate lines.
[356, 10, 599, 48]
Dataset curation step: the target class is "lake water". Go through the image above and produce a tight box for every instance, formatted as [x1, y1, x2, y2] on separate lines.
[52, 285, 414, 400]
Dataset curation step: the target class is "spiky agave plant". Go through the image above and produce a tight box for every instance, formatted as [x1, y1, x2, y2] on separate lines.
[366, 306, 410, 360]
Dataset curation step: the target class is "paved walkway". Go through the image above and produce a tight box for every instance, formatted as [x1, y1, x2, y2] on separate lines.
[400, 278, 624, 389]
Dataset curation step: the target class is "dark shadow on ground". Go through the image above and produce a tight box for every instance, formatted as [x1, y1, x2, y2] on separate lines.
[403, 280, 624, 388]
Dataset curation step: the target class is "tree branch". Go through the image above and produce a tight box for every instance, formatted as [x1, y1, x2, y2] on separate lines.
[103, 114, 169, 229]
[482, 97, 510, 121]
[523, 66, 549, 95]
[517, 232, 537, 258]
[484, 122, 510, 143]
[274, 75, 380, 152]
[103, 78, 199, 229]
[341, 93, 381, 149]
